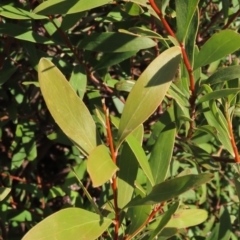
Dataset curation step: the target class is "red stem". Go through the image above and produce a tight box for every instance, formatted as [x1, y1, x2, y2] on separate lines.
[103, 102, 119, 240]
[225, 108, 240, 163]
[148, 0, 196, 137]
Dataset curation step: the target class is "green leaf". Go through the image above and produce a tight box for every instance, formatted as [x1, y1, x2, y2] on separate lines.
[0, 23, 55, 44]
[207, 207, 231, 240]
[184, 8, 199, 67]
[69, 65, 87, 99]
[38, 58, 97, 156]
[78, 32, 156, 52]
[117, 46, 181, 147]
[115, 80, 135, 93]
[126, 173, 213, 207]
[124, 2, 144, 16]
[201, 86, 234, 156]
[157, 228, 178, 239]
[167, 209, 208, 228]
[194, 30, 240, 69]
[176, 0, 199, 42]
[110, 115, 154, 185]
[34, 0, 111, 15]
[22, 208, 112, 240]
[205, 65, 240, 85]
[94, 51, 137, 70]
[0, 187, 11, 201]
[127, 205, 151, 236]
[234, 174, 240, 202]
[149, 202, 179, 240]
[198, 88, 240, 104]
[87, 145, 118, 188]
[149, 123, 176, 184]
[0, 65, 18, 85]
[117, 142, 138, 209]
[126, 134, 155, 186]
[0, 5, 47, 19]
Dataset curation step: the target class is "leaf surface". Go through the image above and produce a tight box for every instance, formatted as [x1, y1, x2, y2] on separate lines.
[167, 209, 208, 228]
[127, 173, 213, 207]
[117, 46, 181, 147]
[38, 58, 97, 156]
[34, 0, 111, 15]
[22, 208, 112, 240]
[78, 33, 156, 52]
[87, 145, 118, 187]
[194, 30, 240, 69]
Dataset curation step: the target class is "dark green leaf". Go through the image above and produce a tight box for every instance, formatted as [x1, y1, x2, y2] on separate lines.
[78, 32, 156, 52]
[176, 0, 199, 42]
[149, 123, 176, 184]
[149, 202, 179, 240]
[127, 173, 213, 207]
[34, 0, 111, 15]
[117, 142, 138, 209]
[198, 88, 240, 104]
[0, 23, 55, 44]
[194, 30, 240, 69]
[206, 65, 240, 85]
[94, 51, 137, 70]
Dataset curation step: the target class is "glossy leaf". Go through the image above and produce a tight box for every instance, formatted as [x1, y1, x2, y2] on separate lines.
[206, 65, 240, 85]
[78, 32, 156, 52]
[87, 145, 118, 187]
[0, 5, 47, 19]
[117, 46, 181, 147]
[0, 23, 55, 44]
[0, 187, 11, 201]
[167, 209, 208, 228]
[198, 88, 240, 104]
[22, 208, 112, 240]
[38, 58, 97, 156]
[176, 0, 199, 42]
[149, 202, 179, 240]
[149, 123, 176, 184]
[194, 30, 240, 69]
[34, 0, 111, 15]
[126, 173, 213, 207]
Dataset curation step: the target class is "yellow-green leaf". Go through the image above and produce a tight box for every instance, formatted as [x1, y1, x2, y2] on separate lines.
[38, 58, 97, 156]
[22, 208, 112, 240]
[117, 46, 181, 147]
[87, 145, 119, 187]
